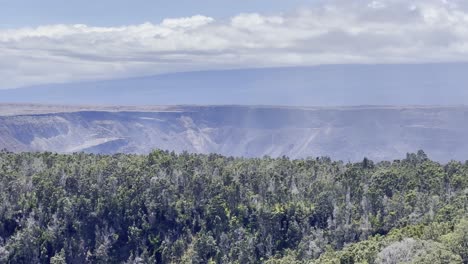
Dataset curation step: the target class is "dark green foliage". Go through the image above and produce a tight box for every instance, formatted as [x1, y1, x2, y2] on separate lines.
[0, 149, 467, 263]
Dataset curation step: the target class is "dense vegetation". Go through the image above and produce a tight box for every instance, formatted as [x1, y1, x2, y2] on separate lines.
[0, 149, 467, 263]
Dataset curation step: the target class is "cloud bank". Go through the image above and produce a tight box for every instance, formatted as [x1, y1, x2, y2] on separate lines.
[2, 0, 468, 88]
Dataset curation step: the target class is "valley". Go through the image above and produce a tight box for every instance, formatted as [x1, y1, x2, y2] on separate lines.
[1, 104, 467, 161]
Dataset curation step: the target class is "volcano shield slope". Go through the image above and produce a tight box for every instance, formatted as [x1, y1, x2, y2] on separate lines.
[1, 104, 467, 162]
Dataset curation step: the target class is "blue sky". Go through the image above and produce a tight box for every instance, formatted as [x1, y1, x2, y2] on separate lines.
[1, 0, 468, 89]
[0, 0, 321, 27]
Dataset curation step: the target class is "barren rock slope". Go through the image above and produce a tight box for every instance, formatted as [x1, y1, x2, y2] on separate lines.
[1, 104, 467, 161]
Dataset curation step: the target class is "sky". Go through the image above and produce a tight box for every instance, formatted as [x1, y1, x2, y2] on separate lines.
[2, 0, 468, 89]
[0, 0, 322, 27]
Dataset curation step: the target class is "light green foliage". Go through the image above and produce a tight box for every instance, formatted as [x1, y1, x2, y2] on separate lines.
[442, 219, 468, 263]
[50, 249, 66, 264]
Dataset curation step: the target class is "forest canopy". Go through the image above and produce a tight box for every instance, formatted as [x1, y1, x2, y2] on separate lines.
[0, 149, 467, 263]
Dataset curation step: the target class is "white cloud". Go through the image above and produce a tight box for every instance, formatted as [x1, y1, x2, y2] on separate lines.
[2, 0, 468, 88]
[161, 15, 214, 29]
[231, 13, 285, 28]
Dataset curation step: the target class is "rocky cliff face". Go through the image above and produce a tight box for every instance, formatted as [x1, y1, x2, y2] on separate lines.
[1, 105, 467, 161]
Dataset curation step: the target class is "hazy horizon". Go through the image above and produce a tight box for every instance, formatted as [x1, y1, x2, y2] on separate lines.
[1, 63, 467, 106]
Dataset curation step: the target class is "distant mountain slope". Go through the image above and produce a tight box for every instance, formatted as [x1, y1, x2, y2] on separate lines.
[1, 63, 468, 105]
[1, 104, 468, 162]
